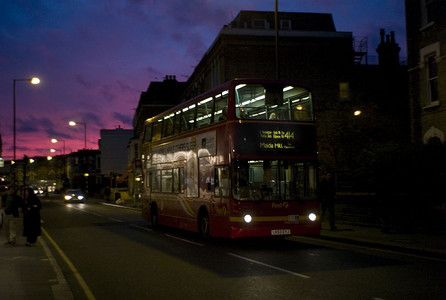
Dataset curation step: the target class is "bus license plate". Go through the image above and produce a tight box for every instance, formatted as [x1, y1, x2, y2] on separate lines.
[271, 229, 291, 235]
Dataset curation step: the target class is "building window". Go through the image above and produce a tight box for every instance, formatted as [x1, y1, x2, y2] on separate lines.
[280, 20, 291, 30]
[420, 42, 440, 107]
[421, 0, 435, 27]
[426, 54, 439, 104]
[252, 19, 268, 29]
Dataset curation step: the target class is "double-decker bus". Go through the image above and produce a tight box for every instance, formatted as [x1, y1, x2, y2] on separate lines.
[141, 78, 320, 238]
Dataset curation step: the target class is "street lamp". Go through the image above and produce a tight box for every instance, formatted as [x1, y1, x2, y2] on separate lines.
[51, 138, 66, 154]
[68, 121, 87, 149]
[13, 77, 40, 186]
[50, 148, 62, 154]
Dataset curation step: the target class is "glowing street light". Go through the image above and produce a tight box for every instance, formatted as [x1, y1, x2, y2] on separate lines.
[13, 77, 40, 186]
[68, 121, 87, 149]
[51, 138, 65, 154]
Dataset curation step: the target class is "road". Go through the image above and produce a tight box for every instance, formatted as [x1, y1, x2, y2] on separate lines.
[40, 197, 446, 300]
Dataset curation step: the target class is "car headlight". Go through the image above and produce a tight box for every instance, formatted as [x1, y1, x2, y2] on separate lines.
[64, 195, 72, 200]
[78, 195, 84, 200]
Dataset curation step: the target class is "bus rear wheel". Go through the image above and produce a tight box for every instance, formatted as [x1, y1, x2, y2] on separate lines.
[198, 210, 210, 239]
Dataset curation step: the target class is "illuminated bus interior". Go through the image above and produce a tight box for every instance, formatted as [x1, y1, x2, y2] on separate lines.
[228, 160, 317, 202]
[235, 84, 313, 121]
[143, 83, 312, 144]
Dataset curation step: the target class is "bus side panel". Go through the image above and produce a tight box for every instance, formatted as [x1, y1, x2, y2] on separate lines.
[152, 194, 198, 232]
[208, 197, 232, 238]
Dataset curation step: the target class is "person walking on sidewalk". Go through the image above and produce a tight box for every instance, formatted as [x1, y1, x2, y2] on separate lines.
[22, 187, 42, 247]
[1, 186, 23, 245]
[318, 171, 337, 231]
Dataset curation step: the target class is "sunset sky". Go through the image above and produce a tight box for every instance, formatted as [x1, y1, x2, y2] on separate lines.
[0, 0, 406, 160]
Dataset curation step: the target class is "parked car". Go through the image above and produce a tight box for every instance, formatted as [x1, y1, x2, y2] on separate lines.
[64, 189, 85, 203]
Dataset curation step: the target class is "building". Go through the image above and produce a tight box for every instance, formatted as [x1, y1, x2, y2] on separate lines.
[66, 149, 100, 195]
[99, 127, 134, 176]
[183, 11, 354, 103]
[406, 0, 446, 143]
[133, 75, 187, 139]
[180, 11, 409, 180]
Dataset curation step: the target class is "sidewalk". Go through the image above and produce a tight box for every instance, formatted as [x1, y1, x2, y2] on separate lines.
[0, 220, 73, 300]
[0, 228, 54, 299]
[318, 221, 446, 260]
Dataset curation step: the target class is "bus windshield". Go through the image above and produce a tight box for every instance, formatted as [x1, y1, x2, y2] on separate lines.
[232, 160, 317, 201]
[235, 83, 313, 121]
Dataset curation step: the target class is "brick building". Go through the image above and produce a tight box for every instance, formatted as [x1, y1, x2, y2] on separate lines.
[406, 0, 446, 143]
[181, 11, 409, 178]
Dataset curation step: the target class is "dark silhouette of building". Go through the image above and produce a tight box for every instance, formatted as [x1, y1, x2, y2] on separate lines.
[66, 149, 100, 195]
[179, 11, 409, 185]
[406, 0, 446, 144]
[133, 75, 187, 138]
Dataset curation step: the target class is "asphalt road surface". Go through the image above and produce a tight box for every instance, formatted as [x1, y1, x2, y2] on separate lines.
[40, 197, 446, 300]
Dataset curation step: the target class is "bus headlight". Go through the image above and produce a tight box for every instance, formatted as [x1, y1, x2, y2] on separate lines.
[308, 213, 317, 222]
[243, 214, 252, 223]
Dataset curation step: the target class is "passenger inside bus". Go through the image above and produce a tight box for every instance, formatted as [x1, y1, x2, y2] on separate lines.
[237, 106, 247, 119]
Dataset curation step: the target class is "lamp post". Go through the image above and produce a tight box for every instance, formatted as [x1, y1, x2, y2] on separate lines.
[13, 77, 40, 186]
[51, 138, 66, 155]
[68, 121, 87, 149]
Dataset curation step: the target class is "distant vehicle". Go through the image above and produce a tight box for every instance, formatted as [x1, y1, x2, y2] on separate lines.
[64, 189, 85, 203]
[33, 187, 44, 195]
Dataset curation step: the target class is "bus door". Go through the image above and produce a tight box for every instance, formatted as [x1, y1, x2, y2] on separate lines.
[212, 165, 231, 234]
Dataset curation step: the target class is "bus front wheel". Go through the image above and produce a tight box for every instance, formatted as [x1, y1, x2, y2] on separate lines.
[198, 209, 210, 239]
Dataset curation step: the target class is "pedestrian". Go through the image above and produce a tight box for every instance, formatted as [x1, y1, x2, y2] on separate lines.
[22, 187, 42, 247]
[318, 172, 337, 231]
[1, 186, 23, 245]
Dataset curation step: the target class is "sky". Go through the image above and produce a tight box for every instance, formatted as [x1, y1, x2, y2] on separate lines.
[0, 0, 406, 160]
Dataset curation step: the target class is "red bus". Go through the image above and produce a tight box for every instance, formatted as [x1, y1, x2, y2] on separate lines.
[141, 79, 320, 238]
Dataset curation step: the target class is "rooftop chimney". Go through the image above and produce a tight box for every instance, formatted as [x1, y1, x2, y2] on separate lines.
[376, 29, 400, 67]
[164, 75, 177, 81]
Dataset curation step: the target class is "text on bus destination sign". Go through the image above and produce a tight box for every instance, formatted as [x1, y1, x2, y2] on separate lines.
[259, 130, 296, 150]
[260, 130, 295, 140]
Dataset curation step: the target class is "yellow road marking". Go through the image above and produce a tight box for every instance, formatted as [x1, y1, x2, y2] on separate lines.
[42, 227, 96, 300]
